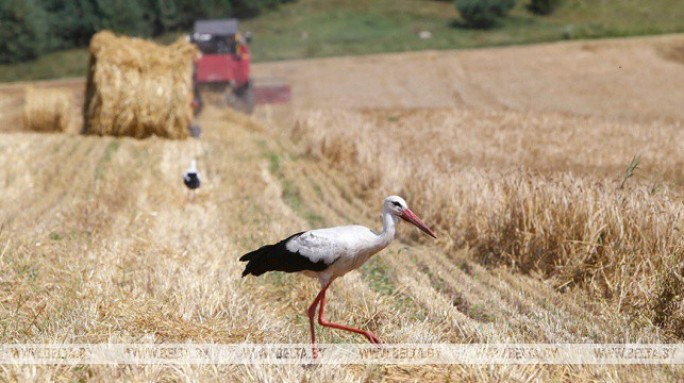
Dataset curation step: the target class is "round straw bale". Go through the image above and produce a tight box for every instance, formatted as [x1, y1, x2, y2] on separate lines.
[82, 31, 199, 139]
[23, 87, 71, 133]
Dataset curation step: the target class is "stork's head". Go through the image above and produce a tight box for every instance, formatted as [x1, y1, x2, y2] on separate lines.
[384, 195, 437, 239]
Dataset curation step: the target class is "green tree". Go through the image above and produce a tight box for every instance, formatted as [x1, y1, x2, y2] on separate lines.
[44, 0, 96, 47]
[454, 0, 517, 29]
[0, 0, 49, 63]
[144, 0, 182, 35]
[96, 0, 151, 37]
[42, 0, 149, 47]
[231, 0, 280, 18]
[177, 0, 233, 27]
[528, 0, 562, 15]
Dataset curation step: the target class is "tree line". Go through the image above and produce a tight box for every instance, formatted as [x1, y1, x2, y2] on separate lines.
[0, 0, 294, 63]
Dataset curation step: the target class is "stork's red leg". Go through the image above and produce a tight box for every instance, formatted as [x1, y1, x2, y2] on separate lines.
[317, 289, 382, 344]
[307, 282, 331, 359]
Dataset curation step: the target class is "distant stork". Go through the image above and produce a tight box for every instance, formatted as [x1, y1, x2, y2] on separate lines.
[183, 160, 200, 200]
[240, 195, 436, 357]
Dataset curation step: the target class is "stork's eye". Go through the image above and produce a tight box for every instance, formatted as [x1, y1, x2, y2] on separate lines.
[391, 201, 402, 208]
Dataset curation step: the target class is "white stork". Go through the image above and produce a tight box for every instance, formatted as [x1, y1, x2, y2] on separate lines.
[240, 195, 436, 357]
[183, 160, 201, 200]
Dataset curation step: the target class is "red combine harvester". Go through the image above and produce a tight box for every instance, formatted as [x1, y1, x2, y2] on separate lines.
[190, 18, 290, 115]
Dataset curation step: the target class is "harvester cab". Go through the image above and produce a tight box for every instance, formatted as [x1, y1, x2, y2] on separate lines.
[190, 18, 290, 116]
[191, 18, 252, 114]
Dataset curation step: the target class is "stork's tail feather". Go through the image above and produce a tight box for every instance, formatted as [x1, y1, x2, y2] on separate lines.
[239, 252, 254, 262]
[239, 246, 273, 277]
[239, 232, 304, 277]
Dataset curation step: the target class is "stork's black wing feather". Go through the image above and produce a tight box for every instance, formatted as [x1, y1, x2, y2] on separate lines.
[239, 232, 330, 277]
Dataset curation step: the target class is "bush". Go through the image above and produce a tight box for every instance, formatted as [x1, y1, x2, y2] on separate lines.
[0, 0, 49, 63]
[528, 0, 562, 15]
[454, 0, 517, 29]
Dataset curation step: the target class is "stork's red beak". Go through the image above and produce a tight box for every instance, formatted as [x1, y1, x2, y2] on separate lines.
[400, 209, 437, 239]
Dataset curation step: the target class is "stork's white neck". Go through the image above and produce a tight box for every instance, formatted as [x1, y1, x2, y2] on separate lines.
[376, 209, 399, 248]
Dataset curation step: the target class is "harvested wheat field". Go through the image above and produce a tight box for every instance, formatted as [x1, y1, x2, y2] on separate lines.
[1, 35, 684, 381]
[254, 34, 684, 121]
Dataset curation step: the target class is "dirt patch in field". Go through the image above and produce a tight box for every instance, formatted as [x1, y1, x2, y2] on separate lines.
[659, 42, 684, 64]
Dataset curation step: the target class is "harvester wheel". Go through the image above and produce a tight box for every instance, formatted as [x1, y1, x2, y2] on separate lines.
[227, 81, 254, 114]
[192, 94, 204, 116]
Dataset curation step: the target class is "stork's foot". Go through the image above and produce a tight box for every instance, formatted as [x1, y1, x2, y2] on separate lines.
[364, 331, 382, 345]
